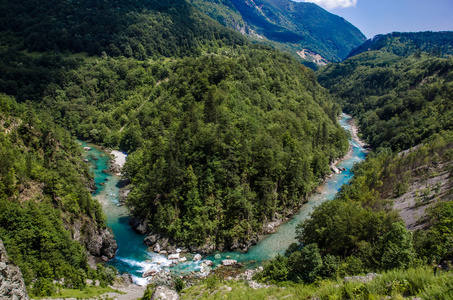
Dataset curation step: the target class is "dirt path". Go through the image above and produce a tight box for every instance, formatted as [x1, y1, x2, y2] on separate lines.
[101, 284, 147, 300]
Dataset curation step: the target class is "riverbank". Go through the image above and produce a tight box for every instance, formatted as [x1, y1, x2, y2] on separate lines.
[347, 115, 367, 148]
[332, 113, 367, 163]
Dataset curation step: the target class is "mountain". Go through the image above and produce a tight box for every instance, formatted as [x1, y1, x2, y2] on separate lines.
[317, 32, 453, 150]
[347, 31, 453, 59]
[189, 0, 366, 63]
[0, 0, 245, 59]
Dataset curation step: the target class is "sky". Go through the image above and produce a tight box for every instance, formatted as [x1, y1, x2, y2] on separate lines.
[292, 0, 453, 39]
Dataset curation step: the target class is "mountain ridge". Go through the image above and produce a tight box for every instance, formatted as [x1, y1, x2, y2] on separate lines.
[189, 0, 366, 63]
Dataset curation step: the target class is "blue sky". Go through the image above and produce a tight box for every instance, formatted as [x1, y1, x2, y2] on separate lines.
[292, 0, 453, 38]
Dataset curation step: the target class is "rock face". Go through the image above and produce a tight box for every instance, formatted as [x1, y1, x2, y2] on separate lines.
[0, 239, 29, 300]
[131, 216, 149, 235]
[85, 227, 118, 259]
[228, 235, 258, 253]
[151, 285, 179, 300]
[262, 220, 283, 234]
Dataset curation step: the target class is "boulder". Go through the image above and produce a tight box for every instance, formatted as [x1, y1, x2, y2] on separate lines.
[129, 217, 149, 235]
[203, 260, 214, 266]
[143, 267, 158, 278]
[178, 257, 187, 262]
[193, 254, 202, 261]
[167, 245, 176, 254]
[330, 166, 341, 174]
[222, 259, 238, 266]
[153, 243, 161, 253]
[262, 220, 283, 234]
[151, 286, 179, 300]
[168, 253, 180, 260]
[144, 234, 159, 247]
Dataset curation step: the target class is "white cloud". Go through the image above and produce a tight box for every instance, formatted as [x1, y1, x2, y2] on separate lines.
[302, 0, 357, 9]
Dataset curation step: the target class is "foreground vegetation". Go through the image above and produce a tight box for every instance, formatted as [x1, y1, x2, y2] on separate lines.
[178, 266, 453, 299]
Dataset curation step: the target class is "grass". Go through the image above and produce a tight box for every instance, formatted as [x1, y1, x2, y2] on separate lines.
[31, 285, 125, 299]
[180, 266, 453, 299]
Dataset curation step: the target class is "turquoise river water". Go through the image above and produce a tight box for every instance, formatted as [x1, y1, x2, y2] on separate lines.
[80, 113, 366, 285]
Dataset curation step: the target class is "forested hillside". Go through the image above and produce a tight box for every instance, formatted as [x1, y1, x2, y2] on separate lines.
[318, 47, 453, 150]
[0, 0, 245, 59]
[347, 31, 453, 59]
[0, 0, 351, 294]
[189, 0, 366, 63]
[20, 45, 347, 253]
[0, 94, 117, 296]
[249, 32, 453, 299]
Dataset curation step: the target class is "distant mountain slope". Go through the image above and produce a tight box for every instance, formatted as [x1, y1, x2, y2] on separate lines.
[190, 0, 366, 63]
[0, 0, 245, 59]
[347, 31, 453, 59]
[318, 31, 453, 151]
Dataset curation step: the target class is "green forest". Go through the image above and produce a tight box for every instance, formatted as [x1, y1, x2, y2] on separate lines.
[0, 0, 453, 298]
[0, 94, 118, 296]
[318, 49, 453, 150]
[0, 0, 351, 296]
[246, 31, 453, 299]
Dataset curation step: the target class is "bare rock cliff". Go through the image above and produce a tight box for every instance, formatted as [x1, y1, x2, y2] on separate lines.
[0, 239, 29, 300]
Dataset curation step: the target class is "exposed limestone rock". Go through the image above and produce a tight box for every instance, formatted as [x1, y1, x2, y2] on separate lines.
[143, 268, 158, 278]
[203, 260, 213, 266]
[222, 259, 238, 266]
[168, 253, 180, 260]
[331, 166, 341, 174]
[229, 235, 258, 253]
[344, 273, 382, 283]
[85, 227, 118, 259]
[69, 220, 118, 260]
[151, 285, 179, 300]
[0, 239, 29, 300]
[262, 219, 283, 234]
[193, 254, 202, 261]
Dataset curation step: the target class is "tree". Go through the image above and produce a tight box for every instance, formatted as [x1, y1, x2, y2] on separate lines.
[379, 222, 415, 270]
[288, 243, 323, 283]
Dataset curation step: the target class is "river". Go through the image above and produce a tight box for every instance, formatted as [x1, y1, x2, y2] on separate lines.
[80, 113, 366, 285]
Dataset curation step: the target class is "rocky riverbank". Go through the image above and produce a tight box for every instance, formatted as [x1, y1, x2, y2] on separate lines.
[0, 239, 29, 300]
